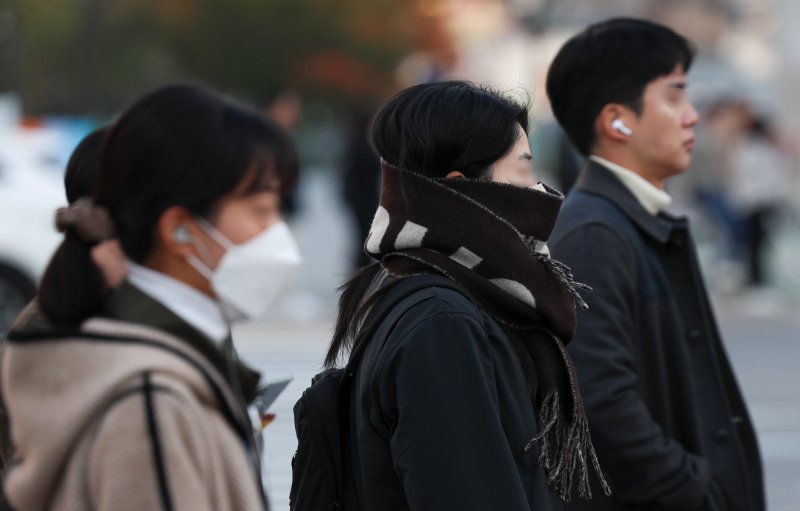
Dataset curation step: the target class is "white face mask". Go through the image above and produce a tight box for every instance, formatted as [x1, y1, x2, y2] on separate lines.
[186, 219, 303, 322]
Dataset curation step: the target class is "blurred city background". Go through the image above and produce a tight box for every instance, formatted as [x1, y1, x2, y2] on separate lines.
[0, 0, 797, 509]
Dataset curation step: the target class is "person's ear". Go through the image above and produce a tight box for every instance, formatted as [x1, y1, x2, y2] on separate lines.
[156, 206, 198, 258]
[445, 170, 465, 179]
[597, 104, 634, 142]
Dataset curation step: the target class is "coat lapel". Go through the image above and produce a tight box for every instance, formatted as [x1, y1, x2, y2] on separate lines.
[574, 160, 679, 245]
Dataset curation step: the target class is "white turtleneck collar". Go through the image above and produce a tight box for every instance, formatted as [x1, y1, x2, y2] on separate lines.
[589, 155, 672, 216]
[125, 261, 229, 344]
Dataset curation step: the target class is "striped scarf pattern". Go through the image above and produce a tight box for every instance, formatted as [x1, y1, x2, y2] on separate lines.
[365, 161, 609, 501]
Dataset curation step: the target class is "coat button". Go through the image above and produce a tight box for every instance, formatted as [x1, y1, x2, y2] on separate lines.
[713, 428, 730, 444]
[687, 329, 702, 344]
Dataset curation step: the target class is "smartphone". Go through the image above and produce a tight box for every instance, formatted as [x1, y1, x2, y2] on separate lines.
[252, 375, 293, 412]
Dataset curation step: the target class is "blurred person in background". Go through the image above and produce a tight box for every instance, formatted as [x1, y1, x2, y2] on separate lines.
[265, 88, 303, 219]
[265, 88, 303, 134]
[725, 108, 796, 288]
[1, 83, 300, 510]
[322, 81, 607, 510]
[678, 96, 750, 263]
[535, 121, 584, 195]
[340, 105, 381, 268]
[547, 18, 765, 511]
[680, 96, 796, 290]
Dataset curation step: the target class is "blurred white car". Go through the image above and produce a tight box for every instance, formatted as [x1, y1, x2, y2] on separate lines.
[0, 138, 65, 335]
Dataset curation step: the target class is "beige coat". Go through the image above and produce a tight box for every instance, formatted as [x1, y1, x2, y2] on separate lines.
[2, 297, 267, 510]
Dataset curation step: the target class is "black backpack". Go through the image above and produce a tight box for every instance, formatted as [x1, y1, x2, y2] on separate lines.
[288, 275, 466, 511]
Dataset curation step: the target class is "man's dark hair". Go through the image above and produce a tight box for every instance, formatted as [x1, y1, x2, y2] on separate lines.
[546, 17, 696, 155]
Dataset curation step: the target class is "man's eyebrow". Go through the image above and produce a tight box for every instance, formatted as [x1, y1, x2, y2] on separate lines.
[670, 81, 688, 90]
[519, 152, 532, 161]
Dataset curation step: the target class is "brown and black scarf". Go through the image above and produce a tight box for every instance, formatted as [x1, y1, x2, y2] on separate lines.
[365, 160, 610, 500]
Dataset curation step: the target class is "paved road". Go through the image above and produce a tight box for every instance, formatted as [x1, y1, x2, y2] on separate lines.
[235, 320, 332, 509]
[715, 298, 800, 511]
[235, 169, 800, 509]
[235, 295, 800, 510]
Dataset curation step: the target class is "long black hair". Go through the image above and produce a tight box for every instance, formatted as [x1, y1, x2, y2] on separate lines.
[38, 83, 298, 326]
[63, 125, 111, 204]
[325, 80, 530, 367]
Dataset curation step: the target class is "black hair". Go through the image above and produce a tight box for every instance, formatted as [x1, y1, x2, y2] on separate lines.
[64, 125, 111, 204]
[370, 80, 529, 180]
[546, 17, 696, 155]
[38, 83, 298, 326]
[325, 80, 530, 367]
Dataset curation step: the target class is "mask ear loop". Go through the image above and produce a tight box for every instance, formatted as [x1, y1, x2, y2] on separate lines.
[194, 217, 234, 250]
[192, 237, 216, 270]
[182, 218, 223, 280]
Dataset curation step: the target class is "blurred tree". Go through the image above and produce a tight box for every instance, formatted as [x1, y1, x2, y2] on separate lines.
[0, 0, 20, 93]
[11, 0, 433, 115]
[15, 0, 177, 114]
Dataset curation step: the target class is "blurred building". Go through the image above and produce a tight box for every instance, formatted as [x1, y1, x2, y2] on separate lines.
[423, 0, 789, 124]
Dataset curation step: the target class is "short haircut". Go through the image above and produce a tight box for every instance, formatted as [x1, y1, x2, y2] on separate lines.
[546, 18, 695, 155]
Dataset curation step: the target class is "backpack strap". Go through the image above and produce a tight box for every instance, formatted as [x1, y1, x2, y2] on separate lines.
[334, 273, 472, 508]
[346, 274, 469, 370]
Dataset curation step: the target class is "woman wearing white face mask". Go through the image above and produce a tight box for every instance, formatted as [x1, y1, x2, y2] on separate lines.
[1, 84, 298, 511]
[182, 217, 301, 322]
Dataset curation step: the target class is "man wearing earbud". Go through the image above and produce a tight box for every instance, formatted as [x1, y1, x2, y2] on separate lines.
[546, 18, 765, 511]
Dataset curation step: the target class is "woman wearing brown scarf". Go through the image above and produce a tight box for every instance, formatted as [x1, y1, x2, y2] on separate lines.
[323, 81, 608, 510]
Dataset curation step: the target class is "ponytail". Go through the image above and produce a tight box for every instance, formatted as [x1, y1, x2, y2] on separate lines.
[38, 198, 117, 325]
[38, 235, 108, 326]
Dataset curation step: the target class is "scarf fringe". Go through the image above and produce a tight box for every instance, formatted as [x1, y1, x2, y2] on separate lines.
[535, 252, 592, 310]
[524, 391, 611, 501]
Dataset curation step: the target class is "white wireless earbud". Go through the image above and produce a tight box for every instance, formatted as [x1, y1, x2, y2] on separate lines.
[611, 119, 633, 136]
[174, 225, 190, 243]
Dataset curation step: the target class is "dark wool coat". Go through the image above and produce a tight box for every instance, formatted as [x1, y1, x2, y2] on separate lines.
[550, 162, 765, 511]
[350, 275, 564, 511]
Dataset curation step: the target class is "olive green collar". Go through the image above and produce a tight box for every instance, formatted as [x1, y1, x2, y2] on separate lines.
[105, 280, 261, 402]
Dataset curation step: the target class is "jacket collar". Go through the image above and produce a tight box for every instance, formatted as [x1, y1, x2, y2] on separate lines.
[106, 281, 261, 402]
[125, 261, 229, 343]
[588, 156, 672, 215]
[574, 160, 683, 244]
